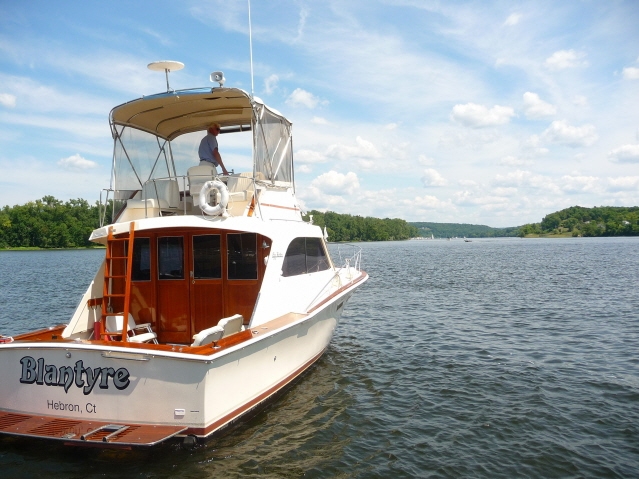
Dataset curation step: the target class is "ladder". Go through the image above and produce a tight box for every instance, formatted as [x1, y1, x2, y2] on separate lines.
[101, 222, 135, 342]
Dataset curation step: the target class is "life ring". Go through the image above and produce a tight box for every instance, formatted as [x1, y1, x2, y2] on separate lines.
[199, 180, 229, 216]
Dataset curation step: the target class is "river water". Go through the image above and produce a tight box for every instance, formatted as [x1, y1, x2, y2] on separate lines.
[0, 237, 638, 478]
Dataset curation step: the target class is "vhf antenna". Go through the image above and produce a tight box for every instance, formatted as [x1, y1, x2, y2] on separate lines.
[248, 0, 255, 98]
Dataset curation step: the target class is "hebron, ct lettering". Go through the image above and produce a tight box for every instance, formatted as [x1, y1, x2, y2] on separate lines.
[19, 356, 130, 394]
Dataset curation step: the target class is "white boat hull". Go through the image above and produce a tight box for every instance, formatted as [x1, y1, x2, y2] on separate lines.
[0, 289, 355, 442]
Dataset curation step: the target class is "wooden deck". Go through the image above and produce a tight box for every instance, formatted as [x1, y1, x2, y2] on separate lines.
[0, 411, 186, 447]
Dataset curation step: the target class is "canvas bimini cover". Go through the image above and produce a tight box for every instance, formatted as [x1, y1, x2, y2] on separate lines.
[108, 87, 294, 192]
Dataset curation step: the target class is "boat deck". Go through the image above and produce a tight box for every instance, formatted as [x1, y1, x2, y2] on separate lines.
[9, 312, 311, 355]
[0, 411, 186, 447]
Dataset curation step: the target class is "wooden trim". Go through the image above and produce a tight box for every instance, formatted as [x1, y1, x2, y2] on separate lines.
[0, 411, 186, 447]
[87, 298, 102, 308]
[187, 348, 326, 437]
[259, 202, 300, 211]
[307, 271, 368, 314]
[214, 329, 253, 348]
[12, 325, 67, 341]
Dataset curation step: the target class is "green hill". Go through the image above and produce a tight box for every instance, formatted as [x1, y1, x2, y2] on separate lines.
[520, 205, 639, 237]
[410, 222, 519, 238]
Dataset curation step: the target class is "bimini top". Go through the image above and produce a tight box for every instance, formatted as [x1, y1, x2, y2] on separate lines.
[108, 86, 294, 186]
[109, 87, 288, 141]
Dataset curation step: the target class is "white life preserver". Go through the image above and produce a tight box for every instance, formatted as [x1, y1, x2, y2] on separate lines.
[199, 180, 229, 216]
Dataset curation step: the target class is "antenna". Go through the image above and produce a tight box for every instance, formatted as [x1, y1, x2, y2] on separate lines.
[248, 0, 255, 98]
[147, 60, 185, 92]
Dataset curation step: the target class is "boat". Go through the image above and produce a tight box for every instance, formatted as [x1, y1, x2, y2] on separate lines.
[0, 62, 367, 448]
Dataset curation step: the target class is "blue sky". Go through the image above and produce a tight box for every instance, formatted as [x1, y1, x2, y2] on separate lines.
[1, 0, 638, 227]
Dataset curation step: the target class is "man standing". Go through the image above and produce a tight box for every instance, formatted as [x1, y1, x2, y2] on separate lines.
[198, 123, 229, 175]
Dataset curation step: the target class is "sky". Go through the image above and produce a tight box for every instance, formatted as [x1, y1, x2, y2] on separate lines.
[1, 0, 638, 227]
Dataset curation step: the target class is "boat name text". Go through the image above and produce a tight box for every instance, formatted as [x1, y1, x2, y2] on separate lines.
[19, 356, 130, 394]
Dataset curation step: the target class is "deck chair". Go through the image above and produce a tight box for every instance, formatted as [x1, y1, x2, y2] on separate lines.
[191, 325, 224, 347]
[217, 314, 244, 338]
[105, 313, 158, 344]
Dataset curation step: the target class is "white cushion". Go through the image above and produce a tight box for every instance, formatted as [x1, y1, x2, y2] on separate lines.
[217, 314, 244, 338]
[191, 325, 224, 347]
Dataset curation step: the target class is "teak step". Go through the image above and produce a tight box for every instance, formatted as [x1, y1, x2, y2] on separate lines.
[0, 411, 186, 447]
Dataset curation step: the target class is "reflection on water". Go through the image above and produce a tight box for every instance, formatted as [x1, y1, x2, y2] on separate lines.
[1, 238, 639, 478]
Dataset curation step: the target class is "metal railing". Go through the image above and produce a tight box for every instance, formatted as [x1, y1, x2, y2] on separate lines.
[327, 242, 363, 272]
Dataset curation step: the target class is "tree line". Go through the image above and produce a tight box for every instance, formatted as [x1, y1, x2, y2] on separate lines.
[0, 196, 102, 249]
[302, 210, 419, 242]
[410, 222, 520, 238]
[518, 206, 639, 237]
[0, 198, 419, 248]
[3, 198, 636, 248]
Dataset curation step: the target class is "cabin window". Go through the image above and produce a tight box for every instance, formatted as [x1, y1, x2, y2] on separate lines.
[132, 237, 151, 281]
[158, 236, 184, 279]
[305, 237, 331, 273]
[227, 233, 257, 280]
[282, 237, 331, 277]
[282, 237, 306, 276]
[193, 234, 221, 279]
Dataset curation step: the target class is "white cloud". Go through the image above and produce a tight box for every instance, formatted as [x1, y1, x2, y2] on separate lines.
[311, 116, 329, 125]
[572, 95, 588, 106]
[622, 67, 639, 80]
[500, 155, 533, 166]
[522, 135, 550, 156]
[264, 74, 279, 94]
[310, 171, 360, 196]
[608, 144, 639, 163]
[541, 120, 598, 147]
[450, 103, 515, 128]
[418, 155, 435, 166]
[607, 176, 639, 191]
[493, 170, 561, 193]
[458, 179, 478, 187]
[57, 154, 98, 170]
[503, 13, 522, 26]
[522, 92, 556, 119]
[326, 136, 381, 160]
[0, 93, 16, 108]
[286, 88, 322, 109]
[544, 49, 588, 70]
[295, 149, 326, 164]
[492, 187, 517, 196]
[453, 190, 512, 209]
[560, 175, 599, 193]
[406, 195, 450, 210]
[421, 168, 448, 187]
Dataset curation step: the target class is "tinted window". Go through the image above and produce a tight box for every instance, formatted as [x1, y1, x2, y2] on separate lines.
[282, 238, 306, 277]
[282, 237, 330, 277]
[132, 237, 150, 281]
[306, 237, 330, 273]
[158, 236, 184, 279]
[193, 235, 221, 279]
[227, 233, 257, 280]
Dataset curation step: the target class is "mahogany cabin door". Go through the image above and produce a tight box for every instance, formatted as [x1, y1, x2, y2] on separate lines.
[190, 234, 224, 337]
[152, 231, 266, 344]
[155, 233, 224, 344]
[156, 236, 190, 344]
